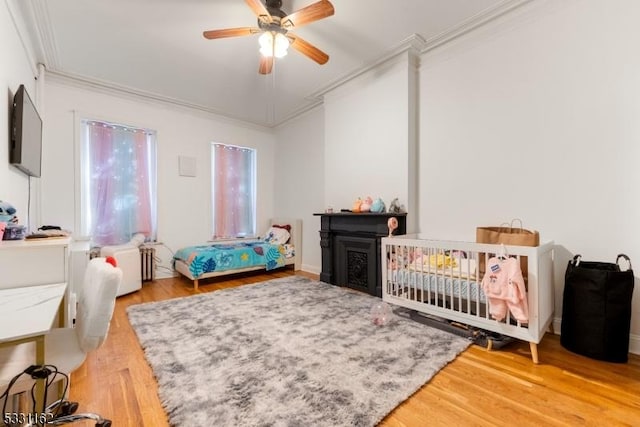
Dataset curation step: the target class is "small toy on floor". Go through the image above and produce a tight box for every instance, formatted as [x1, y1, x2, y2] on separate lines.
[371, 301, 393, 326]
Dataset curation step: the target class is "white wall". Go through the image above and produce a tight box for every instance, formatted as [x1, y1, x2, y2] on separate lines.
[276, 51, 419, 273]
[273, 107, 325, 274]
[323, 52, 418, 230]
[418, 0, 640, 349]
[41, 79, 277, 276]
[0, 1, 39, 229]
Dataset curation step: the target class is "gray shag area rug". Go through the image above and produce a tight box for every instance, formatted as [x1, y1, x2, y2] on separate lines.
[127, 276, 470, 427]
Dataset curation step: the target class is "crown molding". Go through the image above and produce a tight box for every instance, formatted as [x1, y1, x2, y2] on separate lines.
[45, 69, 274, 132]
[420, 0, 533, 54]
[26, 0, 532, 129]
[307, 34, 426, 102]
[28, 0, 60, 69]
[303, 0, 530, 108]
[273, 98, 324, 128]
[4, 0, 39, 76]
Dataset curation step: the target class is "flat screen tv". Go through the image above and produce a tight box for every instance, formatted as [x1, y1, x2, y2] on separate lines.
[10, 84, 42, 177]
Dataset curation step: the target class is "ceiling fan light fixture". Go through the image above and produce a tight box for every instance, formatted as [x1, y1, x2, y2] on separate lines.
[203, 0, 334, 74]
[259, 31, 289, 58]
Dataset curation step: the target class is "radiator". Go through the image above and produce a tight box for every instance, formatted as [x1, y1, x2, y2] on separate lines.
[140, 246, 156, 281]
[90, 246, 156, 281]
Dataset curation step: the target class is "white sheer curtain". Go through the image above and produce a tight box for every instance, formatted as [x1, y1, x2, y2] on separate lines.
[211, 143, 256, 238]
[80, 119, 157, 246]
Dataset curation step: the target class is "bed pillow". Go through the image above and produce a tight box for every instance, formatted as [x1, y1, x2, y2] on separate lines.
[272, 224, 291, 233]
[264, 226, 291, 245]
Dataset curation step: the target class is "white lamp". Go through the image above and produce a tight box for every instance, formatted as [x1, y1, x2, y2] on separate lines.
[259, 31, 289, 58]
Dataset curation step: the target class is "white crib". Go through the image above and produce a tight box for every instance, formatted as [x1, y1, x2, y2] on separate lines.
[381, 235, 555, 363]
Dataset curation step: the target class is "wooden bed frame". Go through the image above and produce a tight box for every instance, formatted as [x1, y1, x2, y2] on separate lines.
[174, 218, 302, 290]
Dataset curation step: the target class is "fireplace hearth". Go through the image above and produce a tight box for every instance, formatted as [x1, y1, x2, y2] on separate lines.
[314, 212, 407, 297]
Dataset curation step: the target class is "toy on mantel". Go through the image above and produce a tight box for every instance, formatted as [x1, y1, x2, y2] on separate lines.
[370, 197, 385, 213]
[388, 198, 406, 214]
[352, 197, 363, 213]
[360, 196, 373, 212]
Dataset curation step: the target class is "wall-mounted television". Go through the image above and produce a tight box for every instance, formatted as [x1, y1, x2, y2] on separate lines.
[10, 84, 42, 177]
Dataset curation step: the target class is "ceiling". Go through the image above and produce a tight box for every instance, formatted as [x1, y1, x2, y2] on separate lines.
[19, 0, 522, 127]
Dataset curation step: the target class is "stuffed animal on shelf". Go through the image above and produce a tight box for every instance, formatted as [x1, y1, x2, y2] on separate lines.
[370, 197, 386, 213]
[360, 196, 372, 212]
[352, 197, 363, 213]
[389, 198, 405, 214]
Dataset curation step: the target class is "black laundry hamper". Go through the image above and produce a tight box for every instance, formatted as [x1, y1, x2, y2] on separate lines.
[561, 254, 634, 363]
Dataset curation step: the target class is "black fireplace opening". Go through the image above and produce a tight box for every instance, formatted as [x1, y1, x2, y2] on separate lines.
[336, 235, 377, 295]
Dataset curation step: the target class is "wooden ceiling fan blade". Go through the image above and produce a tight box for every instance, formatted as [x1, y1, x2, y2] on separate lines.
[245, 0, 273, 24]
[282, 0, 334, 29]
[203, 27, 258, 40]
[290, 35, 329, 65]
[259, 56, 274, 74]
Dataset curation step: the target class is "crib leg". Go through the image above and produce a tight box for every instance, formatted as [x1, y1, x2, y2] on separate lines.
[529, 342, 539, 364]
[193, 279, 199, 291]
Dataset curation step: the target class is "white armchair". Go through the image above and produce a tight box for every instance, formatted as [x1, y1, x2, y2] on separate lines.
[100, 233, 145, 297]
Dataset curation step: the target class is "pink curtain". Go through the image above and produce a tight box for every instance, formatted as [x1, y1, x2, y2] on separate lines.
[87, 121, 155, 245]
[213, 144, 255, 238]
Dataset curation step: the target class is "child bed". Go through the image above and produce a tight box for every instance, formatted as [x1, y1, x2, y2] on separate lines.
[174, 219, 302, 290]
[381, 234, 554, 363]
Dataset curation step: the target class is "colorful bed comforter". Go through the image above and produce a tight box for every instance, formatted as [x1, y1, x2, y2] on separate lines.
[174, 241, 286, 278]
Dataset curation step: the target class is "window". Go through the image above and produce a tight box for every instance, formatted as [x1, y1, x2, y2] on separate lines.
[211, 143, 256, 239]
[80, 119, 157, 246]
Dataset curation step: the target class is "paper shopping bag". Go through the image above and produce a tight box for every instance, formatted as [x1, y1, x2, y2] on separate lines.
[476, 219, 539, 281]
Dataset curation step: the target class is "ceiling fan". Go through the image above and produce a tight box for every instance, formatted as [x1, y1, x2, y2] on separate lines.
[203, 0, 334, 74]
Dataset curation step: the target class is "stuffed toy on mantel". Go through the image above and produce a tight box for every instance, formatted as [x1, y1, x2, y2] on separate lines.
[360, 196, 373, 212]
[352, 197, 362, 213]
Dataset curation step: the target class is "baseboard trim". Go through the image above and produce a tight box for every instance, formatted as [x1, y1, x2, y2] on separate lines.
[301, 264, 321, 275]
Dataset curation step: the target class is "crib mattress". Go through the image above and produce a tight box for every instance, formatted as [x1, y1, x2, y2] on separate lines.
[387, 269, 487, 303]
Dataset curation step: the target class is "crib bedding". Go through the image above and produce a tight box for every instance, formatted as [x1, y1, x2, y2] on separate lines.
[174, 241, 288, 278]
[388, 269, 487, 303]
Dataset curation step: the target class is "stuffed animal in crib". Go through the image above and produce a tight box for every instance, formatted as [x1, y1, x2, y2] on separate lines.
[370, 197, 386, 213]
[0, 200, 18, 224]
[360, 196, 373, 212]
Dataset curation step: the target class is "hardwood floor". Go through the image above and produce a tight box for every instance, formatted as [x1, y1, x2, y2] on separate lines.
[69, 270, 640, 426]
